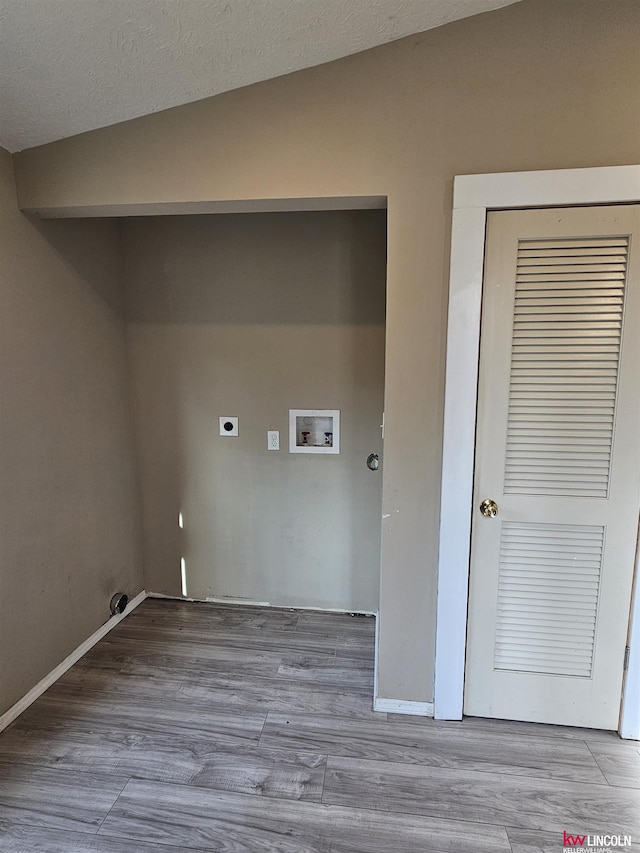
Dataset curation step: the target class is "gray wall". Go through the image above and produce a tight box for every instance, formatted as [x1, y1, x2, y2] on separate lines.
[14, 0, 640, 704]
[0, 148, 144, 716]
[123, 210, 386, 611]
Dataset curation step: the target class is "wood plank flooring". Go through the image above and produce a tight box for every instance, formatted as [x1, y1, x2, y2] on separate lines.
[0, 598, 638, 852]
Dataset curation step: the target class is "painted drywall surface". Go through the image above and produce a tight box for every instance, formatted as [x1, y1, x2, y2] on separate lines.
[0, 148, 143, 715]
[123, 211, 386, 611]
[13, 0, 640, 703]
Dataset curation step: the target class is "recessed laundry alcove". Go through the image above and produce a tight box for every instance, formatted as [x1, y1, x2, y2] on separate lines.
[121, 207, 387, 612]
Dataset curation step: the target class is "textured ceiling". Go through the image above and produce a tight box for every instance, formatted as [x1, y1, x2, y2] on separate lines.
[0, 0, 521, 153]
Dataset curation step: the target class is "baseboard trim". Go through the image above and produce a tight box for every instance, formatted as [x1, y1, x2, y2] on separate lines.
[147, 591, 376, 617]
[373, 609, 380, 705]
[0, 589, 147, 733]
[374, 698, 435, 716]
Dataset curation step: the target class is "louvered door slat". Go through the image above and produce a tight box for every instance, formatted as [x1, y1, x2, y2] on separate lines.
[504, 235, 628, 498]
[521, 238, 628, 248]
[513, 347, 620, 355]
[494, 522, 604, 677]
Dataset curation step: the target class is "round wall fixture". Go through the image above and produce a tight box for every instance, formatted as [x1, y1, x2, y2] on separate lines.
[366, 453, 380, 471]
[219, 416, 239, 436]
[110, 593, 128, 616]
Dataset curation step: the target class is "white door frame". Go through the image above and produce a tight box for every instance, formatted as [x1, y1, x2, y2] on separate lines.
[434, 165, 640, 738]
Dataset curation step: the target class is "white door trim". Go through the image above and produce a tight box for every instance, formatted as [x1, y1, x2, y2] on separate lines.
[434, 165, 640, 738]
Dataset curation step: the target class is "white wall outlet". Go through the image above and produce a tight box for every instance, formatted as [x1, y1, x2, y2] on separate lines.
[267, 430, 280, 451]
[219, 416, 238, 436]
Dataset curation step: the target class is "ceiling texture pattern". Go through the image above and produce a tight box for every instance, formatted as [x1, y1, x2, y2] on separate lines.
[0, 0, 520, 152]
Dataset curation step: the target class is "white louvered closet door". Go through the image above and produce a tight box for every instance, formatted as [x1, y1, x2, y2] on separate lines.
[464, 205, 640, 730]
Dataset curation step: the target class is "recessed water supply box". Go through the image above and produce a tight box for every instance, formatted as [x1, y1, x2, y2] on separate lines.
[289, 409, 340, 454]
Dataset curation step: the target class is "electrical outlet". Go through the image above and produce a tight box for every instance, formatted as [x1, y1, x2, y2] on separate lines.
[267, 430, 280, 451]
[219, 417, 238, 436]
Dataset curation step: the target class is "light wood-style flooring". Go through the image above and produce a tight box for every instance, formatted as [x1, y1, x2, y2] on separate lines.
[0, 598, 638, 852]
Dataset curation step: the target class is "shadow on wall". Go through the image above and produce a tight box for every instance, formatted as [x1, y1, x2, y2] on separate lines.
[123, 210, 387, 325]
[27, 215, 125, 317]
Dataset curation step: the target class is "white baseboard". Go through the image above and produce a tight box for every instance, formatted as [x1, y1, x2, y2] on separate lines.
[147, 591, 376, 616]
[0, 589, 147, 733]
[374, 698, 435, 716]
[373, 609, 380, 705]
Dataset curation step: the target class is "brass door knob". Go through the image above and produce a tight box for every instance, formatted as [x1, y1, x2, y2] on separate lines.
[480, 499, 498, 518]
